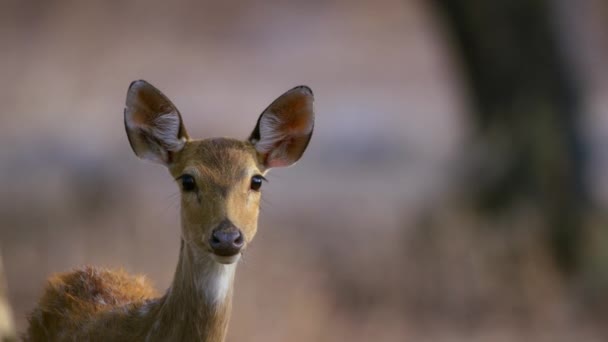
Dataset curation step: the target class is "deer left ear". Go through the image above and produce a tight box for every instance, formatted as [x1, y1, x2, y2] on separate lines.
[249, 86, 314, 169]
[124, 80, 189, 166]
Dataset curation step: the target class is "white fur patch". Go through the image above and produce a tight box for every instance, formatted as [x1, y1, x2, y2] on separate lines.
[199, 262, 237, 305]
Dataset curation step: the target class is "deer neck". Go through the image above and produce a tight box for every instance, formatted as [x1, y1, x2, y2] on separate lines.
[147, 239, 237, 342]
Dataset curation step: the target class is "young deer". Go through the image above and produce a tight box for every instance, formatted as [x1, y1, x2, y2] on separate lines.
[26, 80, 314, 341]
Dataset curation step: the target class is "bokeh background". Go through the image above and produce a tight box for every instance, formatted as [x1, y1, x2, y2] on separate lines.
[1, 0, 608, 341]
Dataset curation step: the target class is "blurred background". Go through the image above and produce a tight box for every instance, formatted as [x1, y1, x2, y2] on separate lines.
[1, 0, 608, 341]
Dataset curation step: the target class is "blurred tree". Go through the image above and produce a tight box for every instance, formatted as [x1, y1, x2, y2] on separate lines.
[432, 0, 587, 274]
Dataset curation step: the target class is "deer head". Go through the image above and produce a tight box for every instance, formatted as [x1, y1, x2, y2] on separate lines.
[124, 80, 314, 265]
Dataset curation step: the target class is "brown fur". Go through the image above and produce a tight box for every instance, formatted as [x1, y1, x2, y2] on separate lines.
[26, 266, 157, 341]
[25, 81, 314, 342]
[26, 141, 255, 342]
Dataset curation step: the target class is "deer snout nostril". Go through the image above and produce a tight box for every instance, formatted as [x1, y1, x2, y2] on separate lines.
[234, 233, 244, 247]
[209, 227, 244, 257]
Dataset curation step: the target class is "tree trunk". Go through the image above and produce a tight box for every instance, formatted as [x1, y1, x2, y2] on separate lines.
[432, 0, 587, 273]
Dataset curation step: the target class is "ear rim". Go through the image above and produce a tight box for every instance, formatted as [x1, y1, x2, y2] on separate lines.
[124, 80, 189, 165]
[248, 85, 315, 169]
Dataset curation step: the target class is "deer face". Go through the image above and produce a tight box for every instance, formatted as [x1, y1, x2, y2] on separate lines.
[124, 80, 314, 264]
[170, 139, 263, 264]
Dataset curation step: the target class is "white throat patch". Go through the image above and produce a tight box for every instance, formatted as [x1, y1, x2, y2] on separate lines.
[199, 262, 237, 305]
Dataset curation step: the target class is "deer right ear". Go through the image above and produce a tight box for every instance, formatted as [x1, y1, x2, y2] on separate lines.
[124, 80, 189, 165]
[248, 86, 314, 169]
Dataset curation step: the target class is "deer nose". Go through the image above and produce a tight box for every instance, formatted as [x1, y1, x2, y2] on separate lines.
[209, 225, 244, 257]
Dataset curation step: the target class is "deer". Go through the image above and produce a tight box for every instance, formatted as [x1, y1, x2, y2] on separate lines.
[25, 80, 314, 341]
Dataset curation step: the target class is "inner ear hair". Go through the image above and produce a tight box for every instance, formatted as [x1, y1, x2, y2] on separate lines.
[249, 85, 314, 168]
[124, 80, 189, 165]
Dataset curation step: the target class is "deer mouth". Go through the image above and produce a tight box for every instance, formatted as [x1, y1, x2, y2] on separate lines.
[211, 253, 241, 265]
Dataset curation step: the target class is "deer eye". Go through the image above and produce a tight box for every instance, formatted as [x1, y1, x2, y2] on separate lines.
[180, 174, 197, 191]
[250, 175, 265, 191]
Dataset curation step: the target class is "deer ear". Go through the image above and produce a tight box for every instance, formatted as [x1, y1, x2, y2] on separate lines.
[249, 86, 314, 169]
[124, 80, 189, 165]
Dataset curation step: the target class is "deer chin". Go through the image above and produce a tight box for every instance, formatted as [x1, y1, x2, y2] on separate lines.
[211, 253, 241, 265]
